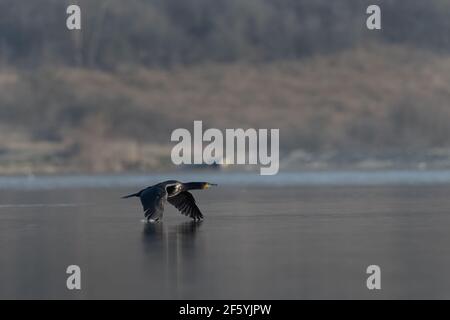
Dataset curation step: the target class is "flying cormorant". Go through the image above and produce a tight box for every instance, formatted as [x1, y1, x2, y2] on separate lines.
[122, 180, 216, 222]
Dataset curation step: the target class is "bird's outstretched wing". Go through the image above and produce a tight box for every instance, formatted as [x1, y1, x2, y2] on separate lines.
[140, 186, 167, 220]
[168, 191, 204, 220]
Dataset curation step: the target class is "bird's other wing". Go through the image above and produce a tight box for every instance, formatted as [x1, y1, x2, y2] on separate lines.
[168, 191, 204, 220]
[140, 186, 167, 220]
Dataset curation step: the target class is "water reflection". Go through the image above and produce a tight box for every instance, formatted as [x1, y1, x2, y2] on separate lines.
[142, 221, 165, 241]
[141, 221, 203, 257]
[142, 221, 202, 242]
[175, 220, 203, 235]
[140, 221, 203, 298]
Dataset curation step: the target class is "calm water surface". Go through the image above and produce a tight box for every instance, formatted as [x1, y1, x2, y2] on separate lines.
[1, 173, 450, 299]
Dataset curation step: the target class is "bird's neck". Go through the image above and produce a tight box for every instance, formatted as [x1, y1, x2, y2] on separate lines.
[184, 182, 208, 190]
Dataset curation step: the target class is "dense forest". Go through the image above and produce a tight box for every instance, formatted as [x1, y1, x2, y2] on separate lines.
[1, 0, 450, 173]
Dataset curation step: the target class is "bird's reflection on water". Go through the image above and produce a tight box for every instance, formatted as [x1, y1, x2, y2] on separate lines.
[141, 220, 203, 256]
[142, 220, 202, 241]
[142, 221, 165, 241]
[141, 221, 204, 297]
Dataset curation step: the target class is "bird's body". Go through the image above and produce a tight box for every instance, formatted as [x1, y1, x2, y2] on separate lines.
[122, 180, 216, 222]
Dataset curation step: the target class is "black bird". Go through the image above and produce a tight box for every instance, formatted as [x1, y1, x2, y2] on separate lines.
[122, 180, 216, 222]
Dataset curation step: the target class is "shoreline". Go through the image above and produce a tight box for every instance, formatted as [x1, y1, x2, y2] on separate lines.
[2, 169, 450, 190]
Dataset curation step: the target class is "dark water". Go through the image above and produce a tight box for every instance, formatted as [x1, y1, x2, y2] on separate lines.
[1, 183, 450, 299]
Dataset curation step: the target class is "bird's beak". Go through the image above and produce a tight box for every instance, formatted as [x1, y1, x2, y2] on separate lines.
[203, 183, 217, 189]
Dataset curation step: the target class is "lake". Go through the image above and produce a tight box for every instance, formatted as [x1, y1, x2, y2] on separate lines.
[1, 171, 450, 299]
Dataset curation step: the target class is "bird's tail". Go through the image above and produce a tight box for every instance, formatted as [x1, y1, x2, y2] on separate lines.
[121, 192, 140, 199]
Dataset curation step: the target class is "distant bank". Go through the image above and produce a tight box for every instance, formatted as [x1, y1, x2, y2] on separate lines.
[3, 170, 450, 190]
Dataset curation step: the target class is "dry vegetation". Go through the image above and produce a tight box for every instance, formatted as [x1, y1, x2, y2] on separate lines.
[1, 44, 450, 173]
